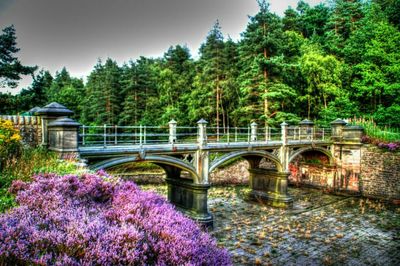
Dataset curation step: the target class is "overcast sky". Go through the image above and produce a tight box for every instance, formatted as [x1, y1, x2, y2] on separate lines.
[0, 0, 325, 94]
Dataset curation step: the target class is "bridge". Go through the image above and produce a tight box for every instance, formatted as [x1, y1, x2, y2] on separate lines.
[5, 103, 364, 228]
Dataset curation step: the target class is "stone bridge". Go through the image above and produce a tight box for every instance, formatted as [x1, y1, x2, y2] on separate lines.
[3, 103, 364, 227]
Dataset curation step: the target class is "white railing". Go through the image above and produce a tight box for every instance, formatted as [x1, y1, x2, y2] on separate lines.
[79, 121, 332, 147]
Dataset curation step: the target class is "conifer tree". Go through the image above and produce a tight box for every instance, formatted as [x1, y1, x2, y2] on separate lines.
[238, 0, 284, 125]
[0, 25, 36, 88]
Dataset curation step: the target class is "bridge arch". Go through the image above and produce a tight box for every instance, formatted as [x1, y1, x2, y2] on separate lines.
[288, 147, 334, 165]
[209, 150, 283, 172]
[91, 154, 200, 183]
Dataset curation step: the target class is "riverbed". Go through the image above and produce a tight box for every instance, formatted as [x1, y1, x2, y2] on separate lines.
[140, 184, 400, 266]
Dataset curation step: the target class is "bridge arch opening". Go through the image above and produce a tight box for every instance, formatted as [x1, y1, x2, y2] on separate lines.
[209, 150, 283, 174]
[288, 148, 336, 188]
[208, 150, 292, 207]
[91, 155, 200, 183]
[90, 154, 213, 227]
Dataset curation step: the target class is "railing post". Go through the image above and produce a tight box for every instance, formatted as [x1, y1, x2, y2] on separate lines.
[144, 125, 147, 144]
[322, 128, 325, 140]
[281, 122, 288, 145]
[169, 119, 177, 144]
[227, 126, 230, 144]
[114, 125, 118, 145]
[251, 122, 258, 142]
[235, 127, 238, 142]
[139, 125, 143, 145]
[103, 124, 107, 147]
[197, 119, 208, 147]
[82, 126, 86, 146]
[247, 126, 250, 143]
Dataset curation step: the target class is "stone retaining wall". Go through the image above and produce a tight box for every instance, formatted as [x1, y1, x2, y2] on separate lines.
[361, 145, 400, 201]
[0, 115, 42, 146]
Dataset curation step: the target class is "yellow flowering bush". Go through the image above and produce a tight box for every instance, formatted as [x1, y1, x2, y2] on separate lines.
[0, 119, 22, 167]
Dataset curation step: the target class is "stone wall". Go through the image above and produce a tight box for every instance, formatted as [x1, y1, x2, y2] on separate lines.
[0, 115, 42, 146]
[361, 145, 400, 201]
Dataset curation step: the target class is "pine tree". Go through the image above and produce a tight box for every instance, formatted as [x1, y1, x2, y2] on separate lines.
[0, 25, 37, 88]
[237, 0, 284, 125]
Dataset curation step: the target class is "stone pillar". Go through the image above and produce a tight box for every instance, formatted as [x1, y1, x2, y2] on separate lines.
[197, 119, 207, 147]
[299, 119, 314, 140]
[165, 177, 213, 228]
[248, 168, 293, 208]
[331, 119, 347, 142]
[169, 119, 177, 144]
[36, 102, 74, 147]
[47, 117, 80, 158]
[251, 122, 258, 142]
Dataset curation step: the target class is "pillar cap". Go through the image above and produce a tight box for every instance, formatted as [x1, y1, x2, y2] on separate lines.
[197, 118, 208, 124]
[36, 102, 74, 116]
[330, 118, 347, 125]
[343, 125, 364, 131]
[299, 119, 314, 125]
[280, 122, 288, 127]
[169, 119, 177, 124]
[48, 117, 80, 128]
[28, 106, 41, 115]
[251, 122, 258, 126]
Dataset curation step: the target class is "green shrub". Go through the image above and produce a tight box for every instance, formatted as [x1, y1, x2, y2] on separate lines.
[0, 147, 85, 212]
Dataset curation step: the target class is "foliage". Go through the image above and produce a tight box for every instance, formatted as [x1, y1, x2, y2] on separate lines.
[0, 119, 21, 168]
[0, 25, 37, 88]
[351, 118, 400, 150]
[0, 147, 83, 213]
[0, 172, 231, 265]
[1, 0, 400, 128]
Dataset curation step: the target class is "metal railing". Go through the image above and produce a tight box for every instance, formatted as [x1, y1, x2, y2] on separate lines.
[79, 121, 332, 147]
[286, 126, 332, 142]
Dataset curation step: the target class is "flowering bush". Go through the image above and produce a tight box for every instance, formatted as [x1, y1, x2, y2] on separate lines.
[0, 119, 22, 166]
[361, 135, 400, 152]
[0, 172, 231, 265]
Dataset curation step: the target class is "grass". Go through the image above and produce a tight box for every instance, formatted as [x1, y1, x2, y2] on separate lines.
[0, 147, 85, 212]
[349, 118, 400, 142]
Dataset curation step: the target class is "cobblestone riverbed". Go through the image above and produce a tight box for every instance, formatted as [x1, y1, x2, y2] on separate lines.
[140, 185, 400, 266]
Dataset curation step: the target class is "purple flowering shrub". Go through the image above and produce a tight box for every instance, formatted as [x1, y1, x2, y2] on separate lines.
[361, 135, 400, 151]
[0, 172, 231, 265]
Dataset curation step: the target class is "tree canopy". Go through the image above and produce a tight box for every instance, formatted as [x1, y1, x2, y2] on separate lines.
[1, 1, 399, 128]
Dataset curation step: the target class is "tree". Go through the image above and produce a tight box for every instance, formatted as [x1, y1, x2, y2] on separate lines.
[82, 59, 122, 125]
[300, 45, 343, 118]
[191, 21, 225, 128]
[18, 70, 53, 111]
[46, 67, 84, 119]
[119, 57, 158, 125]
[324, 0, 364, 56]
[238, 0, 284, 125]
[0, 25, 36, 88]
[157, 45, 195, 124]
[297, 2, 330, 39]
[351, 21, 400, 113]
[283, 7, 301, 33]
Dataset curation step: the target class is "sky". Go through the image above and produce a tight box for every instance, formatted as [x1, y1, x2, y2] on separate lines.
[0, 0, 326, 94]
